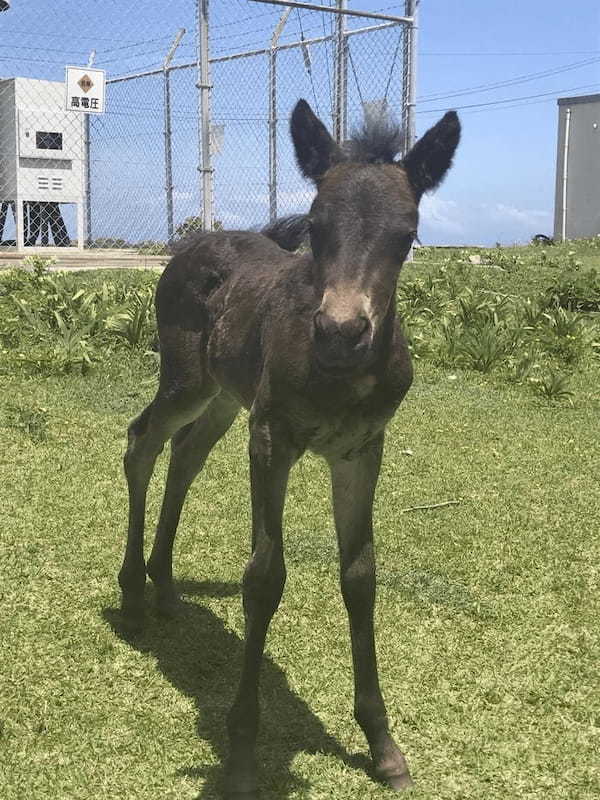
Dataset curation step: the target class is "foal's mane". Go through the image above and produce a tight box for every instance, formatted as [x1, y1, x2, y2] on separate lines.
[346, 108, 404, 165]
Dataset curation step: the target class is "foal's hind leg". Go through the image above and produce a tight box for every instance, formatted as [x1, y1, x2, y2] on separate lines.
[120, 389, 216, 631]
[146, 393, 240, 616]
[119, 326, 218, 631]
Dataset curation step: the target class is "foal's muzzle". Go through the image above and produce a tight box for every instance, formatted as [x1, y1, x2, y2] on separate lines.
[313, 310, 372, 373]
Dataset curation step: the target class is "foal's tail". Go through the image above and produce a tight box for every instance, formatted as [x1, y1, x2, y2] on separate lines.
[261, 214, 310, 252]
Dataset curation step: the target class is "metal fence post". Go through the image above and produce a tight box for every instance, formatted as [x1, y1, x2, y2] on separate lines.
[163, 29, 185, 243]
[333, 0, 348, 143]
[84, 116, 92, 246]
[403, 0, 418, 261]
[84, 50, 96, 248]
[163, 71, 174, 242]
[197, 0, 213, 232]
[15, 197, 25, 252]
[268, 9, 291, 223]
[403, 0, 419, 153]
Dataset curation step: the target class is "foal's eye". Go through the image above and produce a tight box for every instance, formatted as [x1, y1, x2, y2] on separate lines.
[391, 232, 415, 255]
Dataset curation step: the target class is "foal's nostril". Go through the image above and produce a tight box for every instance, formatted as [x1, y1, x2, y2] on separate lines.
[314, 310, 337, 337]
[339, 315, 370, 344]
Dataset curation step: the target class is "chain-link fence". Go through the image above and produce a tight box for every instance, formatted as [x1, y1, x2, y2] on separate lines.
[0, 1, 415, 255]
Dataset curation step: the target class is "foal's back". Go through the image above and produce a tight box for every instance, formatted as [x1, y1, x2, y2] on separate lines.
[155, 230, 301, 334]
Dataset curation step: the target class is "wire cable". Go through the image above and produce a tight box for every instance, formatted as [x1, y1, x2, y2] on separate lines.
[418, 55, 600, 103]
[417, 81, 600, 115]
[383, 27, 403, 101]
[296, 8, 321, 114]
[347, 45, 365, 106]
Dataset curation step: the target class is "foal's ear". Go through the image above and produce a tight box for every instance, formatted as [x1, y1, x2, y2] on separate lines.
[402, 111, 461, 199]
[291, 99, 345, 184]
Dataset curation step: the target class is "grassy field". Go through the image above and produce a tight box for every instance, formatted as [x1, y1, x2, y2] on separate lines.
[1, 242, 599, 799]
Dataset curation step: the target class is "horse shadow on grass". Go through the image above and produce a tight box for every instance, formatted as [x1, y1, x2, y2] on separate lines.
[103, 579, 371, 799]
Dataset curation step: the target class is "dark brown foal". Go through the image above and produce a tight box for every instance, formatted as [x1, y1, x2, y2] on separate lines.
[118, 99, 460, 797]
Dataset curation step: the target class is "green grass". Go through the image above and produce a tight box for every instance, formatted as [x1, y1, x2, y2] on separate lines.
[407, 237, 600, 298]
[1, 245, 599, 799]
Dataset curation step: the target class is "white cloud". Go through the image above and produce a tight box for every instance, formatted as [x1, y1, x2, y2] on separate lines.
[418, 196, 554, 245]
[419, 194, 466, 236]
[487, 203, 552, 227]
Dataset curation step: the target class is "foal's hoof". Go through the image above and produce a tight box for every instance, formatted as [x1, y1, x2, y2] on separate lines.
[375, 757, 414, 792]
[382, 771, 414, 792]
[120, 594, 146, 635]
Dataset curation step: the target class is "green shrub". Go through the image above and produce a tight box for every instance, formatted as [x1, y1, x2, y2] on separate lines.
[457, 321, 513, 373]
[105, 288, 156, 348]
[545, 266, 600, 311]
[529, 370, 574, 402]
[0, 268, 158, 374]
[174, 216, 223, 240]
[537, 307, 587, 366]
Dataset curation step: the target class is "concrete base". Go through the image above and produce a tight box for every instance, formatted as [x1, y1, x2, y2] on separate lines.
[0, 246, 167, 271]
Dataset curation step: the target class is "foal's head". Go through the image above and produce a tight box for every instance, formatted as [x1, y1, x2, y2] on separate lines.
[291, 99, 460, 375]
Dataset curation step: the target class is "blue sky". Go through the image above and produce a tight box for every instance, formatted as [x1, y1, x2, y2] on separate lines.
[415, 0, 600, 244]
[1, 0, 599, 245]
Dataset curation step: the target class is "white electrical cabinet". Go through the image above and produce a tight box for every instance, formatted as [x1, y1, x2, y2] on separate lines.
[0, 77, 86, 250]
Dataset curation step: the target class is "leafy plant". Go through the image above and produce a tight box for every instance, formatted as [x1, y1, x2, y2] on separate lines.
[538, 307, 587, 365]
[51, 311, 98, 373]
[174, 216, 223, 240]
[106, 288, 155, 348]
[540, 307, 582, 339]
[455, 289, 504, 327]
[457, 321, 512, 373]
[11, 296, 49, 337]
[517, 297, 545, 329]
[437, 315, 462, 365]
[545, 266, 600, 311]
[530, 370, 574, 402]
[438, 262, 473, 299]
[23, 255, 56, 279]
[508, 345, 542, 382]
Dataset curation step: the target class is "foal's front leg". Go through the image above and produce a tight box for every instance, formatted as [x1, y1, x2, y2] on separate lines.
[330, 434, 413, 791]
[225, 414, 295, 798]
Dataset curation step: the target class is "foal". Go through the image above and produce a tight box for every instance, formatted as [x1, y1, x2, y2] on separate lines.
[119, 99, 460, 795]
